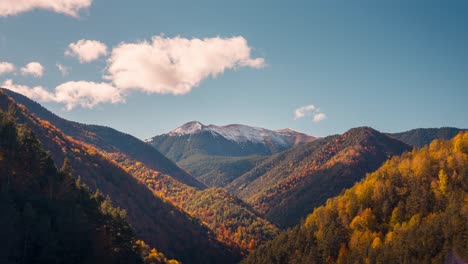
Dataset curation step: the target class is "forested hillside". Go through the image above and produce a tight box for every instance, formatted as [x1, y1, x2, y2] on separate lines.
[2, 88, 204, 189]
[229, 127, 412, 227]
[1, 89, 278, 257]
[114, 153, 279, 254]
[243, 132, 468, 264]
[177, 154, 266, 187]
[0, 90, 238, 264]
[0, 108, 180, 264]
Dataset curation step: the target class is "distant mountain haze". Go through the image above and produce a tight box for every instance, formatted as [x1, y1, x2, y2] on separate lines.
[388, 127, 467, 148]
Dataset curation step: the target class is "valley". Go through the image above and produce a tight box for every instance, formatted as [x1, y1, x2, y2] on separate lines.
[1, 89, 466, 264]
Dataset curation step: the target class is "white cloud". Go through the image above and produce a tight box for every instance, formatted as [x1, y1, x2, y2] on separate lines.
[2, 79, 123, 110]
[105, 35, 265, 95]
[21, 62, 44, 77]
[2, 79, 55, 101]
[0, 62, 15, 75]
[65, 39, 108, 63]
[54, 81, 123, 110]
[294, 104, 327, 122]
[0, 0, 92, 17]
[294, 104, 316, 119]
[56, 63, 69, 76]
[313, 113, 327, 122]
[4, 35, 264, 110]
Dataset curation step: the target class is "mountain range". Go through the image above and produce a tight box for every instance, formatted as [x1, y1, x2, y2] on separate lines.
[1, 88, 280, 261]
[1, 87, 466, 263]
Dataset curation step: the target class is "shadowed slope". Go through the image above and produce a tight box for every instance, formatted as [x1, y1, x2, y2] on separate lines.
[0, 89, 238, 264]
[1, 88, 205, 190]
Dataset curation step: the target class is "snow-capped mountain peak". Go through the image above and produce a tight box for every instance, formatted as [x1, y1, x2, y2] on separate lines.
[164, 121, 316, 146]
[169, 121, 204, 135]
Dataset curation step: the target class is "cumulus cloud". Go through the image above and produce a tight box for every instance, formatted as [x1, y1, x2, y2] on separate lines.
[2, 79, 55, 101]
[105, 35, 265, 95]
[2, 79, 123, 110]
[294, 104, 327, 122]
[56, 63, 69, 76]
[21, 62, 44, 77]
[0, 0, 92, 17]
[0, 62, 16, 75]
[4, 35, 264, 110]
[313, 113, 327, 122]
[55, 81, 124, 110]
[65, 39, 108, 63]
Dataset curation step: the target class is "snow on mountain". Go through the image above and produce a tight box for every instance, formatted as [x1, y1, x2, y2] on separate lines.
[165, 121, 315, 146]
[168, 121, 204, 135]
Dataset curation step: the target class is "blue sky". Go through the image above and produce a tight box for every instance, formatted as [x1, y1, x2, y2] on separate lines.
[0, 0, 467, 139]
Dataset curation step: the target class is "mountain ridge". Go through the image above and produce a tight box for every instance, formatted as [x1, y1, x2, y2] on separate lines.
[1, 88, 205, 190]
[161, 121, 316, 145]
[387, 127, 467, 148]
[0, 89, 239, 263]
[229, 126, 413, 227]
[1, 88, 279, 256]
[242, 132, 468, 263]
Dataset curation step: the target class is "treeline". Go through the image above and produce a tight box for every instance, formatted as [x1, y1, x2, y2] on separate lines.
[0, 107, 178, 264]
[243, 132, 468, 263]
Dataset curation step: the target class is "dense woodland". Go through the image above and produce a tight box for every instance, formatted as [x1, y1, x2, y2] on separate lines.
[1, 89, 467, 263]
[0, 107, 180, 264]
[243, 132, 468, 263]
[229, 127, 412, 227]
[0, 90, 239, 263]
[3, 88, 279, 255]
[113, 153, 279, 254]
[177, 154, 266, 187]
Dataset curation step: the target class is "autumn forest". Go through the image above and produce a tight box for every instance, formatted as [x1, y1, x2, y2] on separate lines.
[0, 88, 466, 264]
